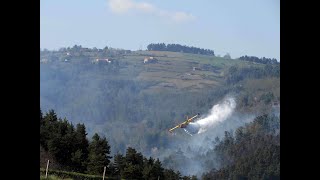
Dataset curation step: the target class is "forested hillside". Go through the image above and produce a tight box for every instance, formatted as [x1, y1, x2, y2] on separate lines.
[239, 55, 279, 65]
[40, 110, 279, 179]
[40, 109, 198, 179]
[202, 114, 280, 179]
[40, 45, 280, 177]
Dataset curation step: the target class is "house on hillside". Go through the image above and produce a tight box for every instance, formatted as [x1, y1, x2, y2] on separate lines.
[193, 67, 201, 71]
[93, 58, 112, 63]
[143, 56, 158, 64]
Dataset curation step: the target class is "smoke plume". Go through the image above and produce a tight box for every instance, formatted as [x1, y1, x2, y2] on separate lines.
[159, 95, 257, 177]
[185, 96, 236, 135]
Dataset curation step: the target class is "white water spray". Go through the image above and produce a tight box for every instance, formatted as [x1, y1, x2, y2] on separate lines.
[184, 96, 236, 135]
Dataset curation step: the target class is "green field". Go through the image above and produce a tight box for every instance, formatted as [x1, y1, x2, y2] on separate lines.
[40, 168, 108, 180]
[95, 50, 263, 92]
[41, 50, 266, 93]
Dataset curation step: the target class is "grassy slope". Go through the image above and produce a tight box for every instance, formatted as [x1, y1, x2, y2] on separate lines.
[41, 50, 265, 91]
[113, 50, 263, 93]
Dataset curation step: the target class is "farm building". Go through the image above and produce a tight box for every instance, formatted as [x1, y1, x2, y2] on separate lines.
[93, 58, 112, 63]
[193, 67, 201, 71]
[143, 56, 158, 64]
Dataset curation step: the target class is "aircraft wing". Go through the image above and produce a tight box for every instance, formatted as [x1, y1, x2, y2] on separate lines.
[186, 113, 200, 123]
[169, 124, 181, 133]
[168, 113, 200, 133]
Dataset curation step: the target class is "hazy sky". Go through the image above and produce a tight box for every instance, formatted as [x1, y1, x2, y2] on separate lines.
[40, 0, 280, 60]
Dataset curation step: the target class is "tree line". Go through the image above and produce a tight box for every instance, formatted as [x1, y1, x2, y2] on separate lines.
[147, 43, 215, 56]
[226, 64, 280, 85]
[40, 109, 198, 179]
[239, 55, 279, 65]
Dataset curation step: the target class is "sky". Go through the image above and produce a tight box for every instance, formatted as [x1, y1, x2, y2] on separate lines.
[40, 0, 280, 60]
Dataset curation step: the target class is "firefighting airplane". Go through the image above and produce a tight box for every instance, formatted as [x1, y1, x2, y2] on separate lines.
[169, 113, 200, 133]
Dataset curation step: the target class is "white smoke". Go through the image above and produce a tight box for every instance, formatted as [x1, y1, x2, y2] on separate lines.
[159, 96, 257, 177]
[185, 96, 236, 135]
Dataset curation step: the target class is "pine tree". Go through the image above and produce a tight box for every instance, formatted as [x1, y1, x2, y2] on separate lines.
[149, 159, 164, 180]
[123, 163, 143, 179]
[87, 133, 111, 175]
[164, 169, 181, 180]
[123, 147, 144, 179]
[113, 153, 126, 176]
[40, 109, 48, 150]
[47, 119, 76, 169]
[71, 123, 89, 172]
[142, 157, 156, 179]
[40, 108, 43, 122]
[44, 109, 58, 124]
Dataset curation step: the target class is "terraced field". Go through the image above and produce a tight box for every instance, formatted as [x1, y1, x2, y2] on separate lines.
[117, 51, 260, 92]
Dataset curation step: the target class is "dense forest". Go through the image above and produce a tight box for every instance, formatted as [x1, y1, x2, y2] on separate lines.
[40, 109, 279, 179]
[238, 55, 279, 65]
[202, 114, 280, 179]
[40, 109, 197, 179]
[147, 43, 215, 56]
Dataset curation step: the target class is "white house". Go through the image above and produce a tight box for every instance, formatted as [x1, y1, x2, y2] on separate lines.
[93, 58, 112, 63]
[143, 57, 157, 64]
[193, 67, 201, 71]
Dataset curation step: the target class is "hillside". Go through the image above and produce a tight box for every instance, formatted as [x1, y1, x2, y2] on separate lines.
[41, 49, 264, 92]
[40, 47, 280, 176]
[41, 109, 279, 179]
